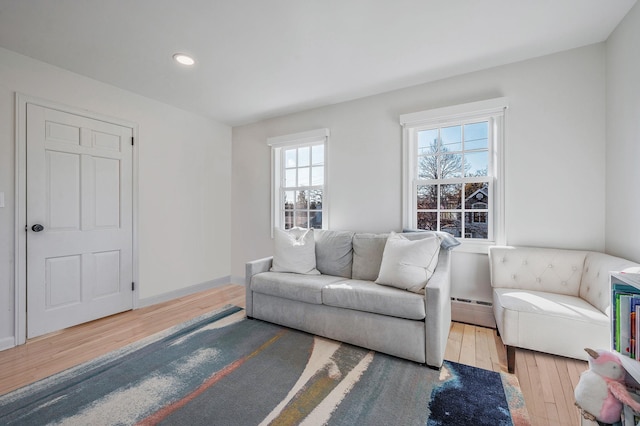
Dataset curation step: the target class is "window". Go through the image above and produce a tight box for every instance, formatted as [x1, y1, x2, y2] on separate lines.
[268, 128, 329, 232]
[400, 98, 507, 252]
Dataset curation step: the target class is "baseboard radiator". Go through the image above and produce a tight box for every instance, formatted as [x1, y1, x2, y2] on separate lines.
[450, 298, 496, 328]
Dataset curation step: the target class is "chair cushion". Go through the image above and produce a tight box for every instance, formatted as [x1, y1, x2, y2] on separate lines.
[314, 229, 354, 278]
[493, 288, 609, 360]
[322, 279, 426, 320]
[251, 272, 346, 305]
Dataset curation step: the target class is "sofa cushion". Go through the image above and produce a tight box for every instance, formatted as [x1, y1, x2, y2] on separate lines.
[251, 272, 346, 305]
[352, 233, 389, 280]
[322, 279, 426, 320]
[375, 232, 440, 293]
[493, 288, 606, 323]
[271, 227, 320, 275]
[314, 229, 354, 278]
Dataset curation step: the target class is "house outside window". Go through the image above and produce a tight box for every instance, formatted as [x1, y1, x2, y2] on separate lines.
[268, 128, 329, 233]
[400, 98, 507, 253]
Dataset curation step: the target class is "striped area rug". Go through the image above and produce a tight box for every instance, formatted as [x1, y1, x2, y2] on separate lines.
[0, 306, 530, 425]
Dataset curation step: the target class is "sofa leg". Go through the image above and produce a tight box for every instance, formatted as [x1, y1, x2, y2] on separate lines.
[506, 345, 516, 374]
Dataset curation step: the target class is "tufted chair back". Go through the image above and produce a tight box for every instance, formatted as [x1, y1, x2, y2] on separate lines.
[490, 246, 640, 315]
[489, 246, 588, 297]
[580, 252, 640, 314]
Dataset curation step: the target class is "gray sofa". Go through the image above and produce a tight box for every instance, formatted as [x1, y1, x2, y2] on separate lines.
[245, 230, 457, 368]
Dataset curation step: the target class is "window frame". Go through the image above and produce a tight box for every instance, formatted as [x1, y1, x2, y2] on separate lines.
[268, 128, 329, 236]
[400, 98, 507, 253]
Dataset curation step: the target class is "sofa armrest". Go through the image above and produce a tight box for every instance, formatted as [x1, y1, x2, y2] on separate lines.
[245, 256, 273, 284]
[424, 248, 452, 368]
[245, 256, 273, 317]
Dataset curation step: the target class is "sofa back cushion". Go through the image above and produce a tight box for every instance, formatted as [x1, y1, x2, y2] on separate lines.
[489, 246, 587, 297]
[580, 252, 640, 314]
[352, 233, 389, 280]
[314, 230, 355, 278]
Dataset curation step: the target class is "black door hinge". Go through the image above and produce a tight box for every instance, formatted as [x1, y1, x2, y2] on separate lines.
[131, 137, 134, 146]
[132, 282, 135, 291]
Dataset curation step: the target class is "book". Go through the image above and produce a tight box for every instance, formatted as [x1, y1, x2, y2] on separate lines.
[612, 284, 640, 352]
[636, 305, 640, 361]
[622, 295, 633, 356]
[632, 298, 640, 358]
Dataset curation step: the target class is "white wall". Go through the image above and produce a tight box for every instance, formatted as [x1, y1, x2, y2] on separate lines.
[606, 1, 640, 262]
[232, 43, 607, 303]
[0, 47, 232, 347]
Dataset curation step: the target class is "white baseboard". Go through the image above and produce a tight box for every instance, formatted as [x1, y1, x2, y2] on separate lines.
[0, 336, 16, 351]
[451, 299, 496, 328]
[138, 276, 232, 308]
[230, 275, 246, 286]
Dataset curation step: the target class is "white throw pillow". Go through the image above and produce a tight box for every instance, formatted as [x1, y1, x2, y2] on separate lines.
[271, 227, 320, 275]
[375, 232, 440, 293]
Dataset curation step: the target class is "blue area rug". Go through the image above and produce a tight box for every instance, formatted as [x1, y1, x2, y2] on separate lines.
[0, 306, 530, 425]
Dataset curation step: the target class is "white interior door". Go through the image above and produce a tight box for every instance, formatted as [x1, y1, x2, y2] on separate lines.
[26, 104, 133, 338]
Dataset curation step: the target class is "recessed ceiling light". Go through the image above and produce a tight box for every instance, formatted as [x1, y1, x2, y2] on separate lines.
[173, 53, 195, 66]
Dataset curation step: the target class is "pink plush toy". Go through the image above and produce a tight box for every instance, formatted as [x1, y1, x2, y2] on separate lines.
[575, 348, 640, 424]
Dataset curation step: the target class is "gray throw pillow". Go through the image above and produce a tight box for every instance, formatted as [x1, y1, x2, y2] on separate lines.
[402, 229, 461, 250]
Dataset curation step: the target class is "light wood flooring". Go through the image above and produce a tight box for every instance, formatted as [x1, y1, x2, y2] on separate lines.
[0, 284, 587, 425]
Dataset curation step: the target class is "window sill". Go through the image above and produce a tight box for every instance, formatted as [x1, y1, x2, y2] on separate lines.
[453, 240, 497, 255]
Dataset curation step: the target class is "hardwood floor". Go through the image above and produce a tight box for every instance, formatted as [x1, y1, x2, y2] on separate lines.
[0, 284, 586, 425]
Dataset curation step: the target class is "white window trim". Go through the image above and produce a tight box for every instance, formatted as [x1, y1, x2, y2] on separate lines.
[400, 98, 507, 254]
[268, 128, 330, 237]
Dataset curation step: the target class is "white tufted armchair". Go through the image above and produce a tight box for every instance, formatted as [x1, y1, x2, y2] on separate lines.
[489, 246, 640, 373]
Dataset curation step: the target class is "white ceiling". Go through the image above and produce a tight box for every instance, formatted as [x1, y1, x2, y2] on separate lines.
[0, 0, 636, 126]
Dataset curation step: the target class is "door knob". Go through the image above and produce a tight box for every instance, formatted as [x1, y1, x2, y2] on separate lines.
[31, 224, 44, 232]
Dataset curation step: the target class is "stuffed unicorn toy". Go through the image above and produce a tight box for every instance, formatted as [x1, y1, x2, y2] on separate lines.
[575, 348, 640, 424]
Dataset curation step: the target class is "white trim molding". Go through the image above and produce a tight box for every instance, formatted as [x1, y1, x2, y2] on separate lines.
[400, 97, 508, 127]
[268, 128, 330, 236]
[400, 98, 508, 254]
[267, 128, 330, 147]
[137, 276, 231, 308]
[13, 93, 139, 346]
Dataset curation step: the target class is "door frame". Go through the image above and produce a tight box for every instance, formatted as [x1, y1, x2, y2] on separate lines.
[14, 93, 139, 346]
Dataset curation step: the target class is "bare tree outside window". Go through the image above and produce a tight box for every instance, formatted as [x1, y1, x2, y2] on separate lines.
[402, 99, 506, 246]
[415, 123, 490, 239]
